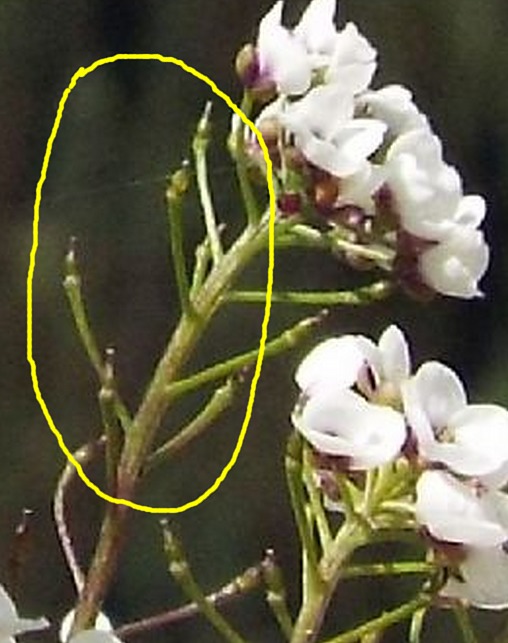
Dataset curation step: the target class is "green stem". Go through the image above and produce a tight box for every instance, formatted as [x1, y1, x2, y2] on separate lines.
[302, 446, 332, 552]
[70, 503, 129, 635]
[63, 241, 131, 432]
[343, 561, 435, 580]
[320, 594, 432, 643]
[162, 522, 250, 643]
[166, 163, 192, 314]
[191, 236, 212, 294]
[193, 101, 223, 264]
[285, 434, 322, 602]
[279, 224, 394, 270]
[115, 561, 264, 639]
[290, 521, 365, 643]
[118, 219, 268, 488]
[409, 606, 427, 643]
[73, 218, 269, 631]
[145, 378, 238, 472]
[453, 605, 479, 643]
[226, 281, 392, 306]
[165, 312, 324, 399]
[262, 549, 294, 640]
[234, 92, 261, 224]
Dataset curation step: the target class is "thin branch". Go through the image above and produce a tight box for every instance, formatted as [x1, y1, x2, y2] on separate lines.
[233, 92, 260, 224]
[145, 377, 239, 472]
[165, 311, 326, 399]
[99, 349, 123, 494]
[162, 522, 250, 643]
[285, 433, 322, 596]
[343, 561, 435, 580]
[453, 605, 479, 643]
[116, 559, 264, 639]
[166, 162, 192, 314]
[321, 594, 432, 643]
[193, 102, 223, 264]
[63, 240, 131, 432]
[226, 281, 393, 306]
[302, 446, 332, 553]
[262, 549, 294, 640]
[53, 437, 106, 594]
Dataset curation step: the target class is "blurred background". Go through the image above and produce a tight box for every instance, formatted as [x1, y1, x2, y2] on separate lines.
[1, 0, 508, 641]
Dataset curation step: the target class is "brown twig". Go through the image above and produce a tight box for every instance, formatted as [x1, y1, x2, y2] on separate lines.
[53, 437, 106, 594]
[115, 560, 265, 639]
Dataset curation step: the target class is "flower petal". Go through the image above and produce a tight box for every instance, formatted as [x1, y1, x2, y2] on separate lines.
[416, 470, 508, 547]
[257, 1, 312, 95]
[295, 389, 406, 468]
[294, 0, 338, 55]
[441, 546, 508, 610]
[295, 336, 365, 395]
[378, 324, 411, 385]
[419, 228, 489, 299]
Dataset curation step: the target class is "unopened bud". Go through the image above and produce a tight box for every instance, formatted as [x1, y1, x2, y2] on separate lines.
[235, 43, 258, 88]
[257, 117, 281, 149]
[313, 176, 339, 212]
[277, 192, 302, 217]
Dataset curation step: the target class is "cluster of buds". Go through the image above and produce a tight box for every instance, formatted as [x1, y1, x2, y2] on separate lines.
[293, 325, 508, 609]
[236, 0, 489, 299]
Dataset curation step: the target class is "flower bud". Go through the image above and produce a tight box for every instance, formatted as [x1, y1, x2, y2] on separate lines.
[235, 43, 258, 87]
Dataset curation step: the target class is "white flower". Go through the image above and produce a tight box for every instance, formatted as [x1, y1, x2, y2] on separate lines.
[416, 470, 508, 547]
[0, 583, 48, 643]
[60, 610, 113, 643]
[419, 226, 489, 299]
[257, 1, 312, 95]
[294, 0, 339, 61]
[295, 325, 411, 403]
[358, 84, 429, 137]
[353, 324, 411, 401]
[256, 0, 377, 97]
[336, 163, 385, 215]
[293, 388, 406, 469]
[403, 361, 508, 486]
[385, 128, 463, 241]
[280, 83, 386, 177]
[325, 23, 377, 94]
[295, 335, 365, 397]
[440, 545, 508, 610]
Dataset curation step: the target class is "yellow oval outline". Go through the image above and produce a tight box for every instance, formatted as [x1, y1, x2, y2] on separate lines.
[27, 53, 275, 514]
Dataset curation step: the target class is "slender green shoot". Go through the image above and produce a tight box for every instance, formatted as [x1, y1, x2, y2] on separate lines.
[321, 594, 432, 643]
[233, 92, 261, 224]
[166, 162, 192, 314]
[193, 101, 223, 264]
[262, 549, 294, 640]
[409, 606, 427, 643]
[343, 561, 435, 580]
[146, 377, 239, 472]
[162, 522, 250, 643]
[165, 312, 325, 399]
[227, 281, 393, 305]
[191, 236, 212, 294]
[63, 239, 131, 432]
[302, 446, 332, 552]
[98, 349, 124, 494]
[285, 433, 322, 597]
[453, 605, 479, 643]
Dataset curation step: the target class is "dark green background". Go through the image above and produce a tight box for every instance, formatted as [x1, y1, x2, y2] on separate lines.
[1, 1, 508, 641]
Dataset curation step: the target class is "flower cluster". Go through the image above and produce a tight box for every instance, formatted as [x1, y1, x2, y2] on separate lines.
[237, 0, 489, 299]
[292, 325, 508, 608]
[0, 582, 121, 643]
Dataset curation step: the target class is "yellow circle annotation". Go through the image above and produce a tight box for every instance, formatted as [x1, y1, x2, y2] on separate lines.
[27, 53, 275, 514]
